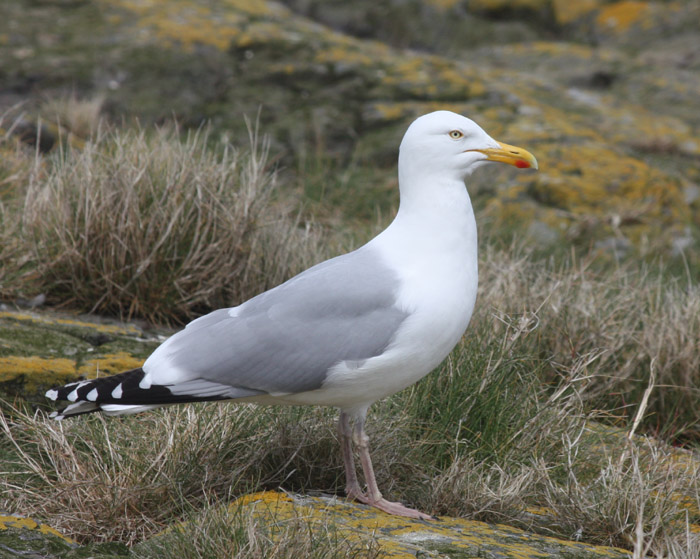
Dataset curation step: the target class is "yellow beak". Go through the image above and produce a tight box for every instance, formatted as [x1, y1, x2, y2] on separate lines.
[469, 141, 538, 170]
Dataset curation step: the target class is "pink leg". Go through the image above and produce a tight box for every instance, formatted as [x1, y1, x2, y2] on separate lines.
[340, 411, 433, 520]
[338, 412, 366, 501]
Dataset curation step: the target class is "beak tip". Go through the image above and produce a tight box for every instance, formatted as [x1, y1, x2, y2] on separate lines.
[514, 158, 538, 170]
[486, 141, 539, 171]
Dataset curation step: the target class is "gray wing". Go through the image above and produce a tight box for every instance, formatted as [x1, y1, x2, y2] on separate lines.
[144, 246, 408, 396]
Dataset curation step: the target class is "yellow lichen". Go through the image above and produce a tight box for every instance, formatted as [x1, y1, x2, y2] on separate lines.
[483, 132, 690, 246]
[234, 20, 293, 48]
[531, 143, 686, 214]
[0, 356, 77, 394]
[315, 46, 376, 68]
[0, 515, 75, 543]
[367, 101, 472, 123]
[0, 356, 76, 379]
[77, 352, 145, 377]
[104, 0, 257, 52]
[496, 40, 621, 66]
[221, 0, 275, 17]
[552, 0, 602, 25]
[596, 1, 652, 32]
[229, 491, 633, 558]
[0, 311, 142, 336]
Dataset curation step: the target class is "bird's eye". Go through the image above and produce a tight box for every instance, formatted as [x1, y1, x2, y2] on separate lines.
[449, 130, 464, 139]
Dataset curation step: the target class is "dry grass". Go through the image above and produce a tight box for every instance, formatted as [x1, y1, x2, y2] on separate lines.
[0, 112, 36, 296]
[537, 433, 700, 555]
[39, 94, 104, 139]
[1, 279, 698, 555]
[0, 403, 341, 544]
[476, 243, 700, 442]
[0, 399, 379, 559]
[12, 124, 322, 324]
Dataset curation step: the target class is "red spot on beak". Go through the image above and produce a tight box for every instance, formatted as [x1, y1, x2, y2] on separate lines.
[515, 160, 530, 169]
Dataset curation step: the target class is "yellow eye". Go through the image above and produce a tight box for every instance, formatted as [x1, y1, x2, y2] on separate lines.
[449, 130, 463, 139]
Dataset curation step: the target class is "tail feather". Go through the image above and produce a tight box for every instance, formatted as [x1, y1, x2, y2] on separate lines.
[46, 367, 229, 419]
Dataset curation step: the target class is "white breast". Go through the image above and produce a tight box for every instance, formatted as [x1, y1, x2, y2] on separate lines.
[279, 179, 479, 411]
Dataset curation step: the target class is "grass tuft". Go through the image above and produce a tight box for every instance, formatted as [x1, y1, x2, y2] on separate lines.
[39, 94, 104, 140]
[476, 243, 700, 443]
[15, 124, 322, 324]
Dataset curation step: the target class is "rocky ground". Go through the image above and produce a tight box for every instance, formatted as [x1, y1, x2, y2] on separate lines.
[1, 0, 699, 246]
[1, 1, 699, 556]
[0, 490, 637, 558]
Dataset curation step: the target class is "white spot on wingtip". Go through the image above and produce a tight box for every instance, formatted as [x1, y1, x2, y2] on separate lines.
[139, 374, 152, 389]
[112, 384, 123, 399]
[46, 389, 58, 400]
[67, 380, 89, 400]
[86, 388, 98, 401]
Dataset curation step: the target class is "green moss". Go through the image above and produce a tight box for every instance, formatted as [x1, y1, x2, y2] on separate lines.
[0, 517, 131, 558]
[0, 310, 158, 402]
[0, 527, 74, 557]
[0, 318, 88, 359]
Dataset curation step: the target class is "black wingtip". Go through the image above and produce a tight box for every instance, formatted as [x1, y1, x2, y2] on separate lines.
[46, 367, 146, 404]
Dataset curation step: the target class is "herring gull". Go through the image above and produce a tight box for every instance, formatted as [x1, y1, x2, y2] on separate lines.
[46, 111, 538, 519]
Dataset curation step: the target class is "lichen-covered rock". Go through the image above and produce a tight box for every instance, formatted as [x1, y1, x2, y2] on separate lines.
[140, 490, 634, 558]
[0, 309, 161, 403]
[0, 515, 130, 558]
[0, 0, 697, 249]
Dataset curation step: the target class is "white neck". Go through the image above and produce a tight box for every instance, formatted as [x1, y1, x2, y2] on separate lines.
[361, 172, 480, 389]
[381, 173, 477, 250]
[367, 174, 479, 312]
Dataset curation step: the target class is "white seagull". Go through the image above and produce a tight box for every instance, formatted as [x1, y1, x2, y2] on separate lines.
[46, 111, 538, 519]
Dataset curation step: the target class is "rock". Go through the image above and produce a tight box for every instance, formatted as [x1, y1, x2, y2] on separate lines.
[0, 309, 161, 403]
[0, 0, 697, 246]
[0, 514, 129, 558]
[0, 514, 76, 559]
[671, 227, 694, 256]
[7, 120, 56, 152]
[14, 293, 46, 309]
[594, 236, 632, 258]
[526, 219, 560, 246]
[684, 183, 700, 205]
[138, 490, 634, 558]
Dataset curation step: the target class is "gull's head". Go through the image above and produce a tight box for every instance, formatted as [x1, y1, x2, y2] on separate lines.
[399, 111, 538, 183]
